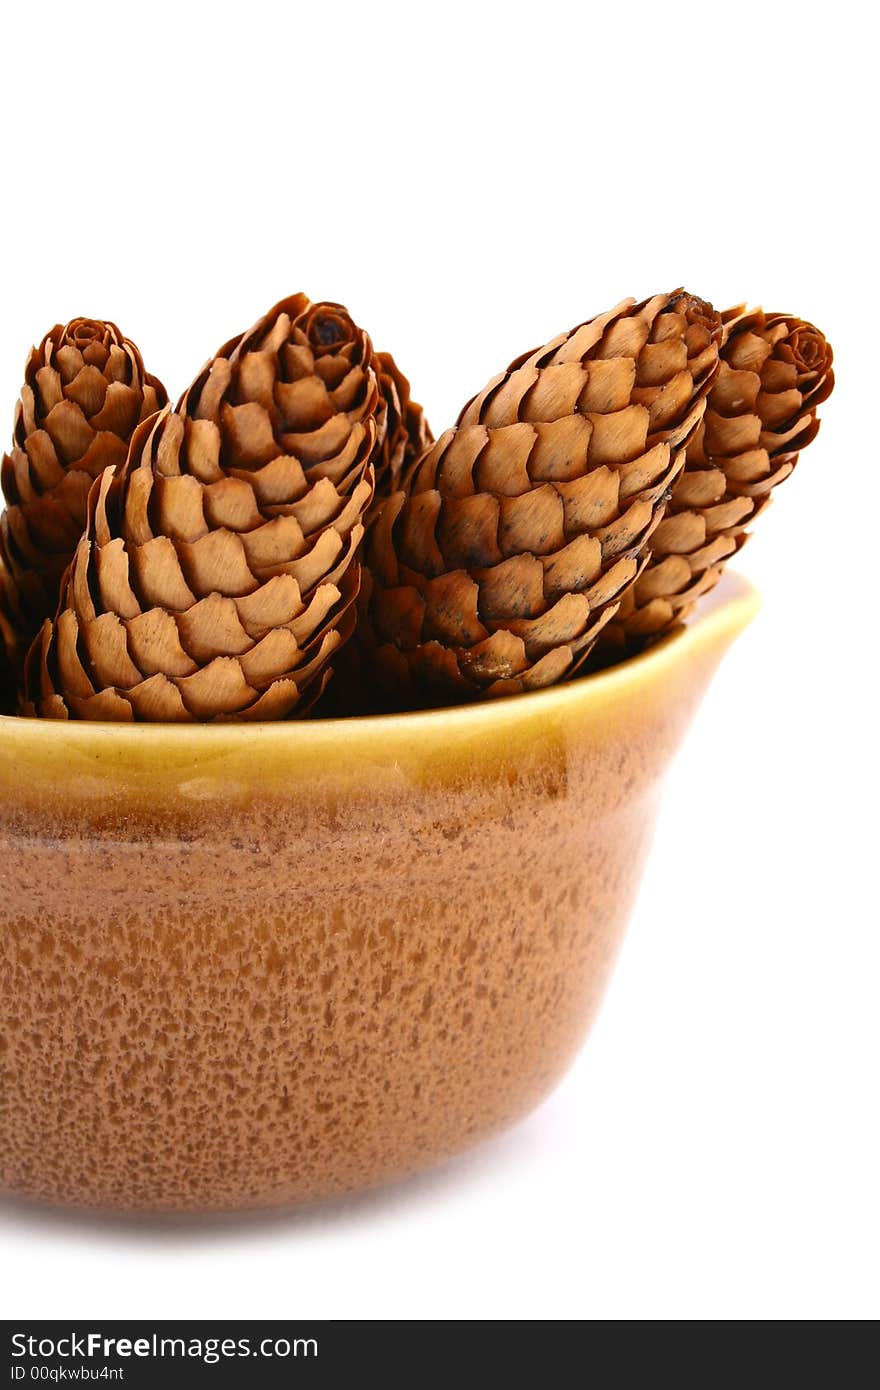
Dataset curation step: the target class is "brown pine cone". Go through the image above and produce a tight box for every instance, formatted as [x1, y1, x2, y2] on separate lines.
[0, 578, 15, 714]
[373, 350, 433, 500]
[23, 295, 377, 721]
[0, 319, 167, 671]
[359, 291, 721, 703]
[607, 307, 834, 646]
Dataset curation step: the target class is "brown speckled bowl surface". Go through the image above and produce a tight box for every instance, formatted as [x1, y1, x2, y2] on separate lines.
[0, 576, 757, 1211]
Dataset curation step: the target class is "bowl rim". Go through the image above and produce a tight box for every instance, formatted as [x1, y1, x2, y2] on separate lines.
[0, 574, 759, 752]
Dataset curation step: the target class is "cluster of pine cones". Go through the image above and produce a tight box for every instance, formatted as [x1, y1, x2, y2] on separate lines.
[0, 291, 833, 721]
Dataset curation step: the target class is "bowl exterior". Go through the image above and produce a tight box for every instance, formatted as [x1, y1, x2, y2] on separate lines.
[0, 582, 756, 1211]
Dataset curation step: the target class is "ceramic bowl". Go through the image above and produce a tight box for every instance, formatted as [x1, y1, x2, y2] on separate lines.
[0, 575, 757, 1212]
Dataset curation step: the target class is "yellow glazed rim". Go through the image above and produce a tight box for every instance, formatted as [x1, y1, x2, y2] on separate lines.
[0, 574, 759, 792]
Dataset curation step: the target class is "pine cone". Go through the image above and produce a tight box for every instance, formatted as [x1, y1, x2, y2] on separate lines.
[373, 350, 433, 500]
[0, 578, 15, 713]
[359, 291, 721, 702]
[0, 319, 167, 670]
[23, 295, 377, 721]
[606, 308, 834, 646]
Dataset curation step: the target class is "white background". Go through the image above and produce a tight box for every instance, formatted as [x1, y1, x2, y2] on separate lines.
[1, 0, 876, 1321]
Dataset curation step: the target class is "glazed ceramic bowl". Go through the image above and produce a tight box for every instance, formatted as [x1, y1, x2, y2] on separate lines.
[0, 575, 757, 1212]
